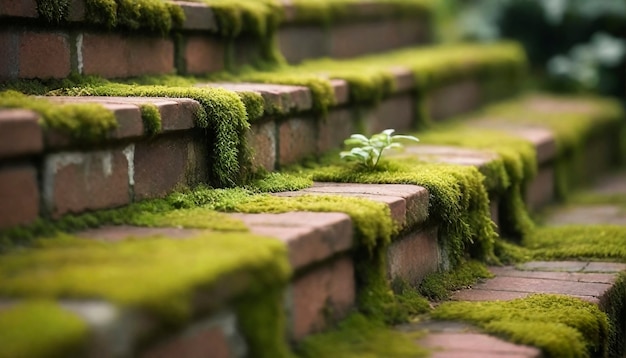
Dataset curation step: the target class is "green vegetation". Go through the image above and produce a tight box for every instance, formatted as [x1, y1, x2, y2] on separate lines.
[36, 0, 184, 34]
[340, 129, 419, 169]
[0, 232, 290, 324]
[432, 294, 610, 358]
[296, 314, 428, 358]
[418, 260, 492, 300]
[0, 90, 117, 142]
[139, 103, 162, 136]
[0, 301, 88, 358]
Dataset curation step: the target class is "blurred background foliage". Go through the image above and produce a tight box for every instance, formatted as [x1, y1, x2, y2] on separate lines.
[436, 0, 626, 96]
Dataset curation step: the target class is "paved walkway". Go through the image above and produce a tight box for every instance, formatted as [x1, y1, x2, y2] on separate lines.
[411, 170, 626, 357]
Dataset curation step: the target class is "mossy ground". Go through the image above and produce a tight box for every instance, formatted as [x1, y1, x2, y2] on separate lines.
[0, 232, 290, 325]
[432, 294, 610, 358]
[0, 301, 88, 358]
[296, 314, 429, 358]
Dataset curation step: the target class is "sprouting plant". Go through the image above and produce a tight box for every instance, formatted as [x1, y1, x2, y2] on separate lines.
[340, 129, 419, 169]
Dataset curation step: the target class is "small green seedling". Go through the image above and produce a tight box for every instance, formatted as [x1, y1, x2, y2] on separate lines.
[340, 129, 419, 169]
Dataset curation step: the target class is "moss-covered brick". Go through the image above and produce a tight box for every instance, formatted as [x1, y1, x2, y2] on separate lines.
[0, 301, 88, 358]
[0, 90, 117, 142]
[432, 294, 610, 358]
[0, 232, 291, 325]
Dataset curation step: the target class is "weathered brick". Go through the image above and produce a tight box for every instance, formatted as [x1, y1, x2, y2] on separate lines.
[19, 31, 71, 79]
[290, 256, 355, 341]
[330, 20, 427, 59]
[178, 1, 218, 31]
[43, 149, 130, 217]
[278, 26, 328, 64]
[317, 108, 356, 154]
[0, 165, 40, 229]
[0, 109, 43, 159]
[418, 332, 541, 358]
[387, 226, 439, 285]
[364, 94, 414, 134]
[133, 133, 208, 201]
[278, 117, 317, 166]
[428, 80, 482, 121]
[0, 0, 38, 17]
[248, 120, 277, 172]
[82, 33, 174, 78]
[0, 31, 19, 79]
[524, 166, 554, 211]
[230, 212, 353, 270]
[142, 316, 237, 358]
[474, 276, 612, 298]
[184, 35, 225, 75]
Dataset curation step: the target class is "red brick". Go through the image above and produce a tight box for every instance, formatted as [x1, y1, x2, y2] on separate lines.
[278, 117, 317, 166]
[184, 35, 224, 75]
[428, 80, 482, 121]
[0, 165, 40, 229]
[0, 109, 43, 159]
[329, 20, 427, 59]
[133, 134, 208, 201]
[364, 94, 414, 134]
[248, 121, 277, 172]
[524, 166, 554, 211]
[476, 276, 612, 298]
[278, 26, 328, 64]
[0, 0, 37, 17]
[19, 31, 71, 79]
[418, 332, 541, 357]
[387, 226, 439, 284]
[0, 31, 18, 79]
[331, 79, 350, 105]
[290, 255, 355, 341]
[82, 33, 174, 78]
[317, 108, 356, 154]
[401, 145, 498, 169]
[43, 149, 130, 217]
[452, 289, 529, 302]
[389, 66, 416, 93]
[142, 325, 232, 358]
[230, 212, 353, 270]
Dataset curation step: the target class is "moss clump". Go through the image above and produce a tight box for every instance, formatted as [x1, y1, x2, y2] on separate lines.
[523, 225, 626, 261]
[85, 0, 184, 35]
[0, 90, 117, 142]
[0, 301, 88, 358]
[36, 0, 70, 22]
[432, 294, 610, 358]
[0, 232, 290, 324]
[418, 260, 492, 300]
[245, 172, 313, 193]
[296, 313, 428, 358]
[289, 0, 433, 25]
[139, 103, 162, 136]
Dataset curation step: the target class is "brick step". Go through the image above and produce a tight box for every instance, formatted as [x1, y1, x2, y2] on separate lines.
[0, 0, 432, 80]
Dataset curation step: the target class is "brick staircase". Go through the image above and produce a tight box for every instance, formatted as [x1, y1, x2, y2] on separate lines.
[1, 1, 626, 357]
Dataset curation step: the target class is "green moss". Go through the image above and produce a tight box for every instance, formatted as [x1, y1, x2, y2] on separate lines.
[84, 0, 184, 34]
[0, 90, 117, 142]
[432, 294, 610, 358]
[296, 313, 429, 358]
[36, 0, 70, 22]
[523, 225, 626, 261]
[237, 289, 293, 358]
[418, 260, 493, 300]
[140, 103, 162, 136]
[0, 301, 88, 358]
[246, 172, 313, 193]
[0, 232, 290, 324]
